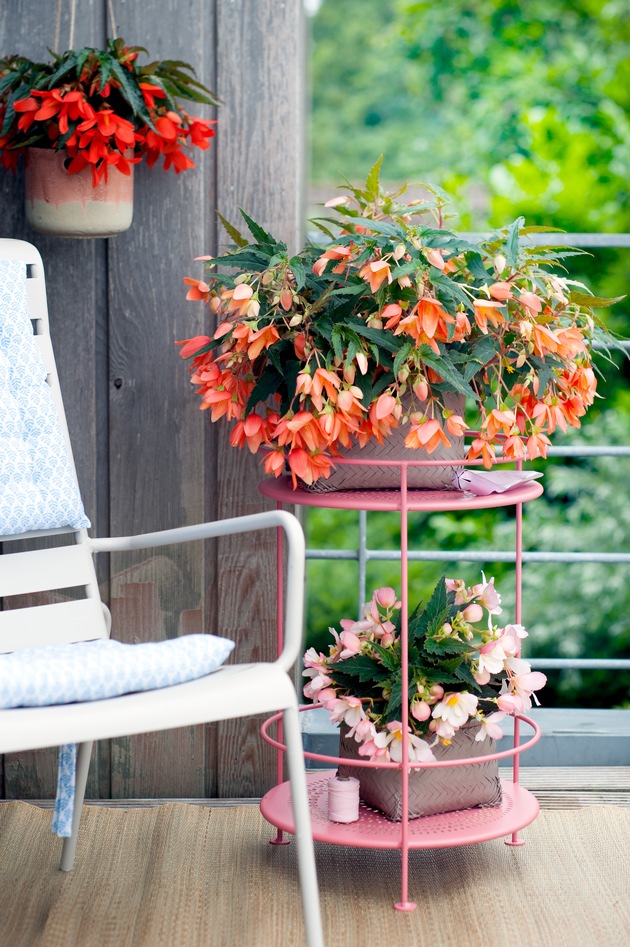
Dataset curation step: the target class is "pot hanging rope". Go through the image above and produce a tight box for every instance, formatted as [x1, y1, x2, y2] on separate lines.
[24, 0, 134, 238]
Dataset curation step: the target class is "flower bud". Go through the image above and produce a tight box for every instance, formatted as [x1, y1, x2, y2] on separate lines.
[413, 379, 429, 401]
[462, 603, 483, 623]
[411, 700, 431, 721]
[494, 254, 506, 275]
[375, 587, 398, 608]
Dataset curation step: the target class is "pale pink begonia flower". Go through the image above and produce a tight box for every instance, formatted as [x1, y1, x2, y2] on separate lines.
[327, 627, 362, 661]
[477, 639, 508, 676]
[503, 623, 528, 639]
[496, 692, 526, 715]
[445, 577, 470, 605]
[357, 738, 390, 760]
[473, 667, 491, 686]
[302, 647, 327, 671]
[302, 665, 333, 700]
[474, 711, 506, 742]
[345, 597, 396, 641]
[428, 717, 456, 743]
[326, 696, 364, 728]
[374, 721, 435, 763]
[346, 717, 375, 744]
[471, 574, 502, 615]
[432, 691, 478, 728]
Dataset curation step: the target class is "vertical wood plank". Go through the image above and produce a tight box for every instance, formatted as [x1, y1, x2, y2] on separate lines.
[0, 0, 305, 801]
[0, 0, 108, 801]
[213, 0, 305, 796]
[106, 0, 216, 798]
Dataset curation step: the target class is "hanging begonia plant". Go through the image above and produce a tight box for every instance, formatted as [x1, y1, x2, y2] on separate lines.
[0, 38, 218, 184]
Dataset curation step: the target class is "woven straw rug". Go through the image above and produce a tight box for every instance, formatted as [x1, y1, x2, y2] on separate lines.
[0, 801, 628, 947]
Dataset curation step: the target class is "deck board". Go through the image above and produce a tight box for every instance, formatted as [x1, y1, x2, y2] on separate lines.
[4, 767, 629, 809]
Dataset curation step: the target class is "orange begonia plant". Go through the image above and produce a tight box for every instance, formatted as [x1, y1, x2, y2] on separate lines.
[179, 159, 621, 489]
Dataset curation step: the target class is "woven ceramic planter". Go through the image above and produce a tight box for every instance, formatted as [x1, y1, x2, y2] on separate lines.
[25, 148, 134, 238]
[337, 719, 502, 821]
[307, 391, 465, 493]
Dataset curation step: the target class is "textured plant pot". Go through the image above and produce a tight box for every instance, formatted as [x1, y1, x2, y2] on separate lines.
[25, 148, 134, 238]
[306, 391, 465, 492]
[337, 719, 502, 821]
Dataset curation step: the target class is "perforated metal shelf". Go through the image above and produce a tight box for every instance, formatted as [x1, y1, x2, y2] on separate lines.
[259, 475, 543, 512]
[260, 772, 540, 850]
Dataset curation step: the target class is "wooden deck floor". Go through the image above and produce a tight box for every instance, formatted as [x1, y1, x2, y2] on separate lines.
[7, 767, 630, 810]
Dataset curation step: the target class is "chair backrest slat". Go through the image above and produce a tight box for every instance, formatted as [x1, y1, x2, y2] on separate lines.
[1, 238, 108, 652]
[0, 545, 97, 597]
[0, 598, 108, 653]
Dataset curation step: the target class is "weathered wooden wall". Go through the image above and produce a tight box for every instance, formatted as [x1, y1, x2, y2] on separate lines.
[0, 0, 304, 798]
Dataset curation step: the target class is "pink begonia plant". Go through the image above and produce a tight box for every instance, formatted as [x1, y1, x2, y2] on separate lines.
[303, 575, 546, 762]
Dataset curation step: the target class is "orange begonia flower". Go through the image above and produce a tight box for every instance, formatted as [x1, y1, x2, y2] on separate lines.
[359, 259, 392, 293]
[473, 300, 506, 335]
[488, 282, 513, 301]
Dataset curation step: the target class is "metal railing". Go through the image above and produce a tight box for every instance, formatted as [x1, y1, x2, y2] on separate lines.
[305, 234, 630, 674]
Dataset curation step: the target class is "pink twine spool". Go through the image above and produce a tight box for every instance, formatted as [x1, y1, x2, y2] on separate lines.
[327, 775, 360, 823]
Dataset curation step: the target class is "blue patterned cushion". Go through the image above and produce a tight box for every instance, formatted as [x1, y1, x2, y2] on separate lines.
[0, 633, 238, 838]
[0, 634, 235, 709]
[0, 258, 90, 535]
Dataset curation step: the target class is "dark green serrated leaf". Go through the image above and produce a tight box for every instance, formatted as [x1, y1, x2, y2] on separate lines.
[216, 211, 248, 248]
[43, 53, 79, 90]
[454, 663, 481, 689]
[346, 320, 403, 354]
[393, 341, 414, 377]
[417, 346, 478, 400]
[503, 217, 524, 267]
[289, 256, 306, 290]
[238, 209, 277, 246]
[466, 251, 492, 282]
[245, 367, 283, 413]
[331, 654, 391, 684]
[109, 59, 155, 126]
[331, 324, 344, 361]
[430, 271, 473, 310]
[569, 291, 626, 308]
[365, 154, 383, 201]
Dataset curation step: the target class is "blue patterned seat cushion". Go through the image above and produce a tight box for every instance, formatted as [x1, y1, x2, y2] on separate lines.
[0, 633, 236, 838]
[0, 258, 90, 535]
[0, 634, 235, 709]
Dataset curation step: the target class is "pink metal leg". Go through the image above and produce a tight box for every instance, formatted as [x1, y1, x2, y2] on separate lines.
[270, 505, 290, 846]
[394, 466, 416, 911]
[505, 494, 525, 847]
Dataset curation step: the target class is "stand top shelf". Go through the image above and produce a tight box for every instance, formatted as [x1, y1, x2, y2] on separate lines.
[259, 476, 544, 512]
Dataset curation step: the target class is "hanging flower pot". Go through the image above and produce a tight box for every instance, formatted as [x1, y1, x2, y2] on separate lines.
[0, 38, 218, 239]
[25, 147, 134, 238]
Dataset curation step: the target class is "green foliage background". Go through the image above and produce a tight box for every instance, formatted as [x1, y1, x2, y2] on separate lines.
[304, 0, 630, 709]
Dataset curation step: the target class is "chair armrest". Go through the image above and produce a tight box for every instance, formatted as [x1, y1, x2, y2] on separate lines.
[88, 510, 305, 672]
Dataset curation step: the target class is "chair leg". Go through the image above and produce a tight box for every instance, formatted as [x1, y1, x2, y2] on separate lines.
[60, 740, 93, 872]
[283, 706, 324, 947]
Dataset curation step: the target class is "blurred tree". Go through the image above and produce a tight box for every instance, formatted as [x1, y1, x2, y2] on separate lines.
[305, 0, 630, 709]
[309, 0, 630, 232]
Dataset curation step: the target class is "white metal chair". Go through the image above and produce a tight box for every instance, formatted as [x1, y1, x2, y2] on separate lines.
[0, 239, 324, 947]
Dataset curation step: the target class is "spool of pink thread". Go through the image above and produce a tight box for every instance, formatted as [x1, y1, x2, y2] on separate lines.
[327, 774, 360, 823]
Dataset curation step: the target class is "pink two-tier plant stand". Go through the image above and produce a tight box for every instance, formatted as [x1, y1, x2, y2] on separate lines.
[259, 452, 544, 911]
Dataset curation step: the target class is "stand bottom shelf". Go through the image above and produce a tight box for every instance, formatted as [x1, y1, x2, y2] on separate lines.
[261, 771, 539, 850]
